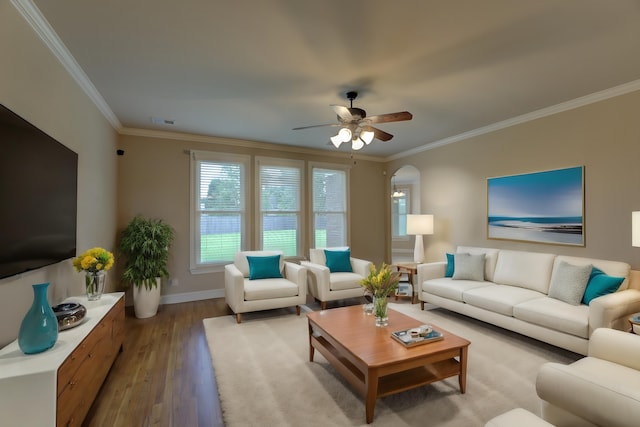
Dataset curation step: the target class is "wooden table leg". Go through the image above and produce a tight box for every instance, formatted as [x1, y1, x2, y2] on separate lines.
[308, 322, 315, 362]
[365, 368, 378, 423]
[459, 345, 468, 393]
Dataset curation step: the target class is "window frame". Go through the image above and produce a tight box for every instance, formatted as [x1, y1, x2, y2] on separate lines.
[392, 185, 411, 240]
[255, 156, 305, 257]
[308, 162, 351, 250]
[190, 150, 251, 274]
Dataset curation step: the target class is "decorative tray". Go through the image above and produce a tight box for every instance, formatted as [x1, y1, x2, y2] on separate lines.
[391, 325, 443, 347]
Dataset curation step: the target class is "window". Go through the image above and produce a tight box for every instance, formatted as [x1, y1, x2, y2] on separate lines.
[311, 165, 348, 248]
[392, 187, 410, 238]
[191, 151, 249, 271]
[257, 157, 303, 256]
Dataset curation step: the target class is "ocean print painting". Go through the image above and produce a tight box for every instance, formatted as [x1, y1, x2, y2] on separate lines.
[487, 166, 584, 246]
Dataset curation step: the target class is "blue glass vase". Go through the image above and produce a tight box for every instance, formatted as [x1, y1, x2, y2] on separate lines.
[18, 282, 58, 354]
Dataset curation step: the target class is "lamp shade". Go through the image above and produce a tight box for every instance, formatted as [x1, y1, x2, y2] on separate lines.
[406, 214, 434, 235]
[329, 134, 343, 148]
[633, 211, 640, 247]
[338, 127, 352, 143]
[351, 138, 364, 150]
[360, 129, 375, 144]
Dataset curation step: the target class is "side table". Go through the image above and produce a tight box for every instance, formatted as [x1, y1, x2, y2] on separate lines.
[628, 313, 640, 334]
[394, 262, 418, 304]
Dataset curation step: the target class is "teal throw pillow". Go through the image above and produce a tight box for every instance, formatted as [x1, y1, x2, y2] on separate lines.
[246, 255, 283, 280]
[324, 249, 352, 273]
[582, 267, 624, 305]
[445, 253, 455, 277]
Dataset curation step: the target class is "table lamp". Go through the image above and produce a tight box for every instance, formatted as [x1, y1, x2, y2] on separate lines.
[406, 214, 434, 263]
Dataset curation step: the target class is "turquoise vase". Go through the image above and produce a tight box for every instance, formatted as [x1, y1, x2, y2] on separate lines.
[18, 282, 58, 354]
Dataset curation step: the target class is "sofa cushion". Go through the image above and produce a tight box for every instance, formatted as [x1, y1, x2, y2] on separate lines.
[246, 254, 283, 280]
[514, 297, 589, 338]
[235, 250, 284, 278]
[422, 278, 493, 302]
[548, 261, 592, 305]
[555, 255, 631, 291]
[309, 247, 349, 266]
[243, 277, 299, 301]
[324, 249, 353, 273]
[582, 267, 624, 305]
[445, 253, 454, 277]
[463, 285, 545, 316]
[493, 250, 556, 293]
[452, 253, 485, 281]
[328, 272, 365, 291]
[457, 246, 500, 281]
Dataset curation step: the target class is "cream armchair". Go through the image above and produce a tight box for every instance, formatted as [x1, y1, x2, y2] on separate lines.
[301, 248, 372, 310]
[225, 250, 307, 323]
[536, 327, 640, 427]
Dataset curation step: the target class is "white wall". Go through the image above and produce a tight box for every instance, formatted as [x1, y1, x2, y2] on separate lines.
[0, 1, 118, 346]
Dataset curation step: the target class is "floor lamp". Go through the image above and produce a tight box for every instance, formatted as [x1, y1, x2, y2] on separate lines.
[406, 214, 434, 263]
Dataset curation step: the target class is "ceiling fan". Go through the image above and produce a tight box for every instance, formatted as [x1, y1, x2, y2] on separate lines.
[292, 91, 413, 150]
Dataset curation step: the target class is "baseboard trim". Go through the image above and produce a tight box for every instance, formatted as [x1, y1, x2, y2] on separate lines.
[160, 289, 225, 305]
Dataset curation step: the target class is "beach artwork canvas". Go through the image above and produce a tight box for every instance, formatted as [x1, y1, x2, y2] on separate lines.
[487, 166, 584, 246]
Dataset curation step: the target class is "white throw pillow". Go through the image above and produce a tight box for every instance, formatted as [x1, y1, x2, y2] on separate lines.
[548, 261, 592, 305]
[452, 253, 485, 281]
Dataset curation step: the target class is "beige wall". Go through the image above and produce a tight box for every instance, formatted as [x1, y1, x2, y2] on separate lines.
[389, 90, 640, 272]
[0, 2, 118, 346]
[117, 134, 386, 298]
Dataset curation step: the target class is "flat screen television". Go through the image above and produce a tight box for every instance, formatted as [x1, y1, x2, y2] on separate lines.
[0, 104, 77, 280]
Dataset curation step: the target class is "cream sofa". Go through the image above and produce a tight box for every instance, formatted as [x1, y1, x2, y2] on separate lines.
[536, 328, 640, 427]
[417, 246, 640, 355]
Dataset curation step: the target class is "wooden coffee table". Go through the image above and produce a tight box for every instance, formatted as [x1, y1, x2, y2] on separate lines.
[307, 305, 470, 423]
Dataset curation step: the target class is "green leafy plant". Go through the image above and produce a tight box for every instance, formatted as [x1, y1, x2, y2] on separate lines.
[119, 216, 174, 290]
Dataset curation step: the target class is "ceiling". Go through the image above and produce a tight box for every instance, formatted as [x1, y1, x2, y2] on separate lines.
[28, 0, 640, 159]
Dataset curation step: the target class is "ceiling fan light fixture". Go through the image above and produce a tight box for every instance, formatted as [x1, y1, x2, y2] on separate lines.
[351, 138, 364, 151]
[338, 127, 352, 143]
[361, 129, 374, 144]
[330, 134, 343, 148]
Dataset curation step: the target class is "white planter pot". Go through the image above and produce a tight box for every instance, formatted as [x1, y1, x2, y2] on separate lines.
[132, 278, 161, 319]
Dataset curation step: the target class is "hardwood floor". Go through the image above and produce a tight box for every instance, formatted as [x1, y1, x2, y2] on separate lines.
[83, 294, 409, 426]
[83, 298, 232, 427]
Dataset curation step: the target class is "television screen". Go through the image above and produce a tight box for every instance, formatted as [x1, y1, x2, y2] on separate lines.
[0, 104, 77, 280]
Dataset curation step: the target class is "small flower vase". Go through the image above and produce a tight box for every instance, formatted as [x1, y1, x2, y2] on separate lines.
[373, 295, 389, 327]
[18, 282, 59, 354]
[85, 271, 106, 301]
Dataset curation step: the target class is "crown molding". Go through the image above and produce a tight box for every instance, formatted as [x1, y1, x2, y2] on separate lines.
[387, 78, 640, 162]
[119, 127, 385, 162]
[11, 0, 121, 129]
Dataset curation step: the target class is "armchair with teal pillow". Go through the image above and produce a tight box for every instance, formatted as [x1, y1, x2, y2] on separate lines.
[224, 250, 307, 323]
[301, 247, 372, 310]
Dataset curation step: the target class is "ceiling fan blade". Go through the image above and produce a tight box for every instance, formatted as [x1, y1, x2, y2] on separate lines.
[371, 126, 393, 142]
[365, 111, 413, 124]
[330, 104, 353, 122]
[292, 123, 340, 130]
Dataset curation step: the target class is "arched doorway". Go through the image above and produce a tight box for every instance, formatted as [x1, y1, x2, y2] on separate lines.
[390, 165, 420, 263]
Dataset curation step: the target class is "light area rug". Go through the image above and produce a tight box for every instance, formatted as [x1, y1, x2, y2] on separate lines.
[203, 303, 580, 426]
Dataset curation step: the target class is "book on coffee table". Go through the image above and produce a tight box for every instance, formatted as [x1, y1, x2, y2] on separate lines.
[391, 327, 444, 347]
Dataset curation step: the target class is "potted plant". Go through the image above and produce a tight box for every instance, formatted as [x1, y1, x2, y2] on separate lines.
[119, 215, 174, 318]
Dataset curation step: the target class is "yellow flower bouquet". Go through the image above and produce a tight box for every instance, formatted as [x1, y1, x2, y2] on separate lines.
[73, 247, 114, 300]
[73, 247, 114, 273]
[360, 263, 401, 298]
[360, 263, 401, 326]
